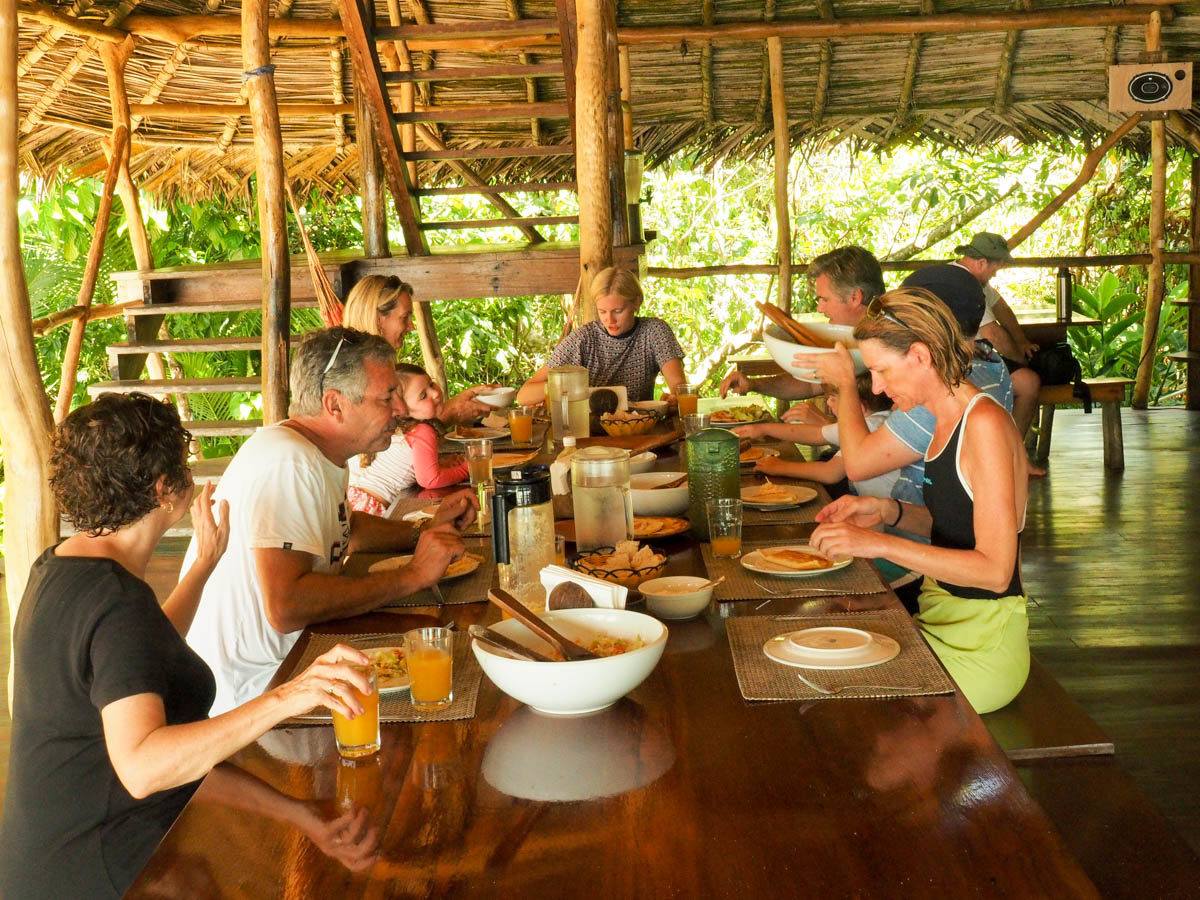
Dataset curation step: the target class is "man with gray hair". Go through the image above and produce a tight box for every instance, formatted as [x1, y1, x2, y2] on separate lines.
[184, 327, 476, 714]
[719, 245, 885, 421]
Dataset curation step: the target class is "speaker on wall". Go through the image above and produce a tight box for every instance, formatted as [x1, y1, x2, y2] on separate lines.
[1108, 62, 1193, 113]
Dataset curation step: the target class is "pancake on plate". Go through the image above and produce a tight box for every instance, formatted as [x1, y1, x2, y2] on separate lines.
[758, 546, 833, 571]
[633, 516, 689, 538]
[744, 479, 797, 503]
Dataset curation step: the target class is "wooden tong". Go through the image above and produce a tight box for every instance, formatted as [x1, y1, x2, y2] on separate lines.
[756, 302, 835, 349]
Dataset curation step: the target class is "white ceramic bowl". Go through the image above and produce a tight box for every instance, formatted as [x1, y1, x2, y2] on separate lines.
[629, 400, 669, 417]
[630, 471, 689, 516]
[763, 323, 866, 384]
[471, 608, 668, 715]
[638, 576, 714, 620]
[628, 451, 658, 474]
[475, 386, 517, 408]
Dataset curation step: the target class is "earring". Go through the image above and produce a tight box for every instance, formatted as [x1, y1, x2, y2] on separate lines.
[166, 502, 175, 514]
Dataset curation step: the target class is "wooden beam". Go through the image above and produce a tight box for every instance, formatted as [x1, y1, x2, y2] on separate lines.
[374, 18, 558, 42]
[554, 0, 578, 134]
[130, 102, 354, 117]
[0, 0, 59, 697]
[381, 0, 418, 184]
[17, 0, 123, 42]
[618, 44, 633, 148]
[602, 0, 628, 247]
[575, 0, 614, 322]
[243, 0, 291, 422]
[391, 102, 568, 124]
[55, 127, 127, 423]
[1135, 11, 1166, 409]
[700, 0, 714, 125]
[811, 0, 833, 127]
[618, 5, 1173, 45]
[1189, 154, 1200, 411]
[383, 62, 562, 83]
[338, 0, 427, 255]
[412, 181, 577, 196]
[405, 143, 574, 161]
[33, 299, 145, 337]
[418, 215, 576, 230]
[357, 89, 389, 258]
[1008, 114, 1142, 250]
[767, 37, 791, 314]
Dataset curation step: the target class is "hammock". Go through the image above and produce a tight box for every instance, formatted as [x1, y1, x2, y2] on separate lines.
[285, 181, 343, 327]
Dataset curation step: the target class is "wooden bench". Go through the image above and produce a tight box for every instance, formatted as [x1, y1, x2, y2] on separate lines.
[1028, 376, 1134, 472]
[982, 657, 1115, 762]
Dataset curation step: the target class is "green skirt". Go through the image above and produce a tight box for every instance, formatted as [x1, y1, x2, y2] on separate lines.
[916, 579, 1029, 714]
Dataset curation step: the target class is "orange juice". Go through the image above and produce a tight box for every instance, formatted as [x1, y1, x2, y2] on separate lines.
[677, 393, 699, 417]
[331, 666, 380, 758]
[468, 456, 493, 485]
[409, 648, 453, 708]
[509, 410, 534, 445]
[711, 535, 741, 558]
[336, 755, 383, 810]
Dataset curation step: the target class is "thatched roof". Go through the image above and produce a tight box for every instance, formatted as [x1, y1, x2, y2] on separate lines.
[15, 0, 1200, 200]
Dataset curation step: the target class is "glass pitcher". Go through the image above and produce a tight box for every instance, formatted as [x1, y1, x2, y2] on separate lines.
[547, 365, 589, 442]
[686, 428, 740, 540]
[490, 466, 556, 612]
[570, 446, 633, 552]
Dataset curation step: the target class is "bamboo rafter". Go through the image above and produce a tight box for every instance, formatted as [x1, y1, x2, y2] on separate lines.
[752, 0, 777, 124]
[993, 0, 1031, 113]
[331, 40, 347, 153]
[701, 0, 714, 126]
[17, 0, 95, 78]
[893, 0, 933, 134]
[811, 0, 833, 127]
[503, 0, 542, 145]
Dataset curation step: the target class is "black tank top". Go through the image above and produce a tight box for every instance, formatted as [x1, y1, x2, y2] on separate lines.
[923, 394, 1023, 599]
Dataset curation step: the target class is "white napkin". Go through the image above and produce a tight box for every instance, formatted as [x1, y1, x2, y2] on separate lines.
[540, 564, 628, 610]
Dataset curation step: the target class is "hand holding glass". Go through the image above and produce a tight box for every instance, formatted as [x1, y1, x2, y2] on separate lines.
[331, 664, 381, 759]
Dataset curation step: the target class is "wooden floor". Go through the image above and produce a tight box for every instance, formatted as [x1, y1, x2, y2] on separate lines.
[0, 408, 1197, 855]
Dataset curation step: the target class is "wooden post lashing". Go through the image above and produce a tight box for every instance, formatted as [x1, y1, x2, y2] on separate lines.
[1134, 12, 1165, 409]
[55, 126, 128, 423]
[574, 0, 614, 322]
[242, 0, 291, 422]
[1, 0, 60, 697]
[767, 37, 792, 314]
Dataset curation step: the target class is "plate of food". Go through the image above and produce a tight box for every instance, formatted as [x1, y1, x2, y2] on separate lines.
[572, 541, 667, 589]
[740, 544, 852, 577]
[709, 404, 772, 427]
[362, 645, 410, 692]
[366, 551, 481, 580]
[740, 480, 818, 507]
[633, 516, 691, 539]
[739, 445, 781, 466]
[446, 425, 509, 442]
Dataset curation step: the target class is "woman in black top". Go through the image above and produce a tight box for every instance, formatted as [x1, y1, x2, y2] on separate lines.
[810, 288, 1030, 714]
[0, 393, 378, 898]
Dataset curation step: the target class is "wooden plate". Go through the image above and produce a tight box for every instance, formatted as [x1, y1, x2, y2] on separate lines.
[366, 551, 481, 580]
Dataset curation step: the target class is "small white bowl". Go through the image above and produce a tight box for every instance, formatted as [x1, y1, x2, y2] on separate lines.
[763, 323, 866, 384]
[639, 576, 714, 620]
[475, 387, 517, 408]
[629, 400, 668, 417]
[630, 471, 689, 516]
[628, 451, 658, 474]
[471, 608, 668, 716]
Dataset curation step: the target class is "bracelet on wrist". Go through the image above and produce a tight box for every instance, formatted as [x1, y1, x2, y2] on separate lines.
[887, 499, 903, 528]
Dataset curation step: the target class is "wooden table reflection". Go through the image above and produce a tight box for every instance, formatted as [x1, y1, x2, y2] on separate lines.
[128, 447, 1099, 897]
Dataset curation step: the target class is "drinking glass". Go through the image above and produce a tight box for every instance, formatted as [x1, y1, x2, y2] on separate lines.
[331, 664, 380, 759]
[676, 383, 701, 418]
[706, 498, 743, 558]
[466, 439, 493, 486]
[683, 413, 711, 436]
[406, 627, 454, 711]
[554, 533, 567, 567]
[508, 406, 536, 446]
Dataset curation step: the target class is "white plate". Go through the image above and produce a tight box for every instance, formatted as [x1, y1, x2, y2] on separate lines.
[708, 415, 774, 429]
[740, 484, 819, 508]
[763, 629, 900, 670]
[446, 427, 509, 442]
[739, 446, 781, 466]
[361, 645, 411, 692]
[740, 545, 852, 577]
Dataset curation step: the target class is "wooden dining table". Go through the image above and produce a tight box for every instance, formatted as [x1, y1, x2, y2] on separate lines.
[127, 443, 1101, 898]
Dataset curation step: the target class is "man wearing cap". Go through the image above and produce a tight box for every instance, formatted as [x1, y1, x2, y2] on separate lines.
[950, 232, 1041, 439]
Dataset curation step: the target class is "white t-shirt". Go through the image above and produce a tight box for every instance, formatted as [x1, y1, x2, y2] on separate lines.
[184, 424, 351, 715]
[348, 433, 415, 514]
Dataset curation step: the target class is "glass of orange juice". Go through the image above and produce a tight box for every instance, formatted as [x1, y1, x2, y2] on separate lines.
[508, 406, 536, 446]
[706, 498, 743, 558]
[406, 627, 454, 711]
[676, 383, 700, 418]
[331, 664, 380, 759]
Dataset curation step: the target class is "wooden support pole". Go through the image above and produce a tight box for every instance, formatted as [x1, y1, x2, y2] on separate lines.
[618, 44, 633, 148]
[243, 0, 291, 422]
[55, 127, 127, 423]
[382, 0, 418, 184]
[1134, 12, 1165, 409]
[412, 302, 447, 395]
[356, 80, 389, 258]
[767, 37, 791, 314]
[1007, 113, 1142, 250]
[1, 0, 59, 694]
[33, 299, 145, 337]
[1189, 154, 1200, 411]
[555, 0, 579, 142]
[574, 0, 614, 321]
[602, 0, 628, 247]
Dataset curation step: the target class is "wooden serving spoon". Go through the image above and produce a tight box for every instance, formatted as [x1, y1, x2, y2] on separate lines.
[652, 473, 688, 490]
[487, 589, 599, 661]
[547, 581, 595, 611]
[467, 624, 553, 662]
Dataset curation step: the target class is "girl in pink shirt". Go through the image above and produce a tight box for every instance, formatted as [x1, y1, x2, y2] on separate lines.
[347, 364, 469, 515]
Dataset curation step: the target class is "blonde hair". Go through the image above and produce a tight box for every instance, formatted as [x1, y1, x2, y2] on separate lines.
[590, 267, 643, 307]
[853, 287, 973, 390]
[342, 275, 414, 336]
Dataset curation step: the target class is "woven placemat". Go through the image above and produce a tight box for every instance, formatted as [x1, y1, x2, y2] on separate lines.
[701, 538, 887, 601]
[739, 476, 828, 526]
[391, 495, 493, 537]
[727, 611, 956, 701]
[282, 631, 483, 724]
[342, 538, 496, 606]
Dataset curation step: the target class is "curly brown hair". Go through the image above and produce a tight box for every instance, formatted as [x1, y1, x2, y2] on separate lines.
[51, 392, 193, 536]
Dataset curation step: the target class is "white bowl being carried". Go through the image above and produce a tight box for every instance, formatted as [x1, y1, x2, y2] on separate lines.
[630, 471, 689, 516]
[762, 323, 866, 384]
[628, 451, 658, 475]
[475, 386, 517, 408]
[639, 576, 714, 620]
[471, 608, 668, 716]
